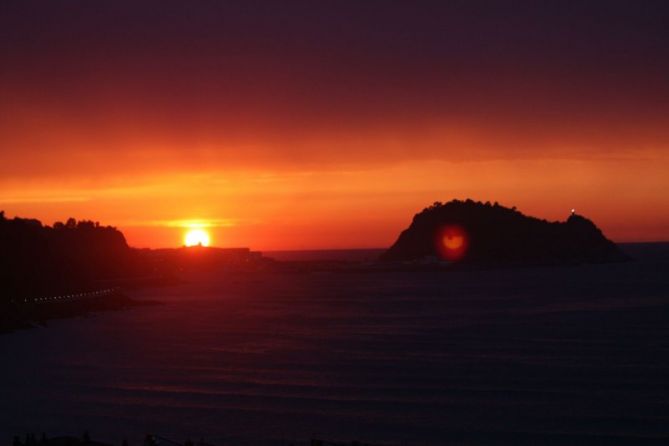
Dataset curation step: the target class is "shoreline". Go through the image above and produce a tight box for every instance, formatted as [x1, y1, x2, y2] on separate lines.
[0, 290, 160, 335]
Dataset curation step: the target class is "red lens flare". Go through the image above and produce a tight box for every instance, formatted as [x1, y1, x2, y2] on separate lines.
[436, 225, 468, 261]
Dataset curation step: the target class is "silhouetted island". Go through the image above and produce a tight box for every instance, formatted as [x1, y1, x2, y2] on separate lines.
[381, 199, 629, 266]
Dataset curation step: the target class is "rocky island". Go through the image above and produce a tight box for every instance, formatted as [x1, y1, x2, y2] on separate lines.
[381, 200, 629, 266]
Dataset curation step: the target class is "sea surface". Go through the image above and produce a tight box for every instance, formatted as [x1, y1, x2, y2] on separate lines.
[2, 244, 669, 445]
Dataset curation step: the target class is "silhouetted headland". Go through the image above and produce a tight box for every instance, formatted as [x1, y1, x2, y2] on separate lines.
[381, 199, 629, 267]
[0, 212, 161, 333]
[0, 211, 276, 333]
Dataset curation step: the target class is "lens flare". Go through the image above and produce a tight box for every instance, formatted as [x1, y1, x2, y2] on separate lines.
[436, 225, 468, 261]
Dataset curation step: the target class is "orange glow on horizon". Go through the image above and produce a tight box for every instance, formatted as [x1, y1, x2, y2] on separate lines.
[1, 156, 668, 250]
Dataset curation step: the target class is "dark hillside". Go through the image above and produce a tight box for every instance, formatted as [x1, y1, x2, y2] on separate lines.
[0, 212, 140, 303]
[381, 200, 628, 266]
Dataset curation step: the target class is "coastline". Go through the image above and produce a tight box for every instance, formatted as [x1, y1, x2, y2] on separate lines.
[0, 290, 160, 335]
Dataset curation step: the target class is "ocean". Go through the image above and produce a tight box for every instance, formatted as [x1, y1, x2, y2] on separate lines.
[1, 244, 668, 445]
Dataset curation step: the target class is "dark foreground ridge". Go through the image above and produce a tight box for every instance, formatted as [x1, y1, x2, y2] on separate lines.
[11, 433, 387, 446]
[381, 199, 628, 266]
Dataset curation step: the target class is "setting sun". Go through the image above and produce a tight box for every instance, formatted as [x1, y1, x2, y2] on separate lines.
[184, 228, 211, 247]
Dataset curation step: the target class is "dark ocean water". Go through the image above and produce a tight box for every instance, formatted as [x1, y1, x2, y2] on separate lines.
[263, 248, 384, 262]
[1, 244, 669, 445]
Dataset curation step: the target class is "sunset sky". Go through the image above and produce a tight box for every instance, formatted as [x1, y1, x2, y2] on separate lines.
[2, 1, 668, 250]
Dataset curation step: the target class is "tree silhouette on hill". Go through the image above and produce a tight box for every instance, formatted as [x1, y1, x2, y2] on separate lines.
[0, 212, 139, 303]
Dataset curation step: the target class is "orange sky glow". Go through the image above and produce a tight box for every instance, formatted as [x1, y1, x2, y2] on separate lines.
[1, 2, 668, 250]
